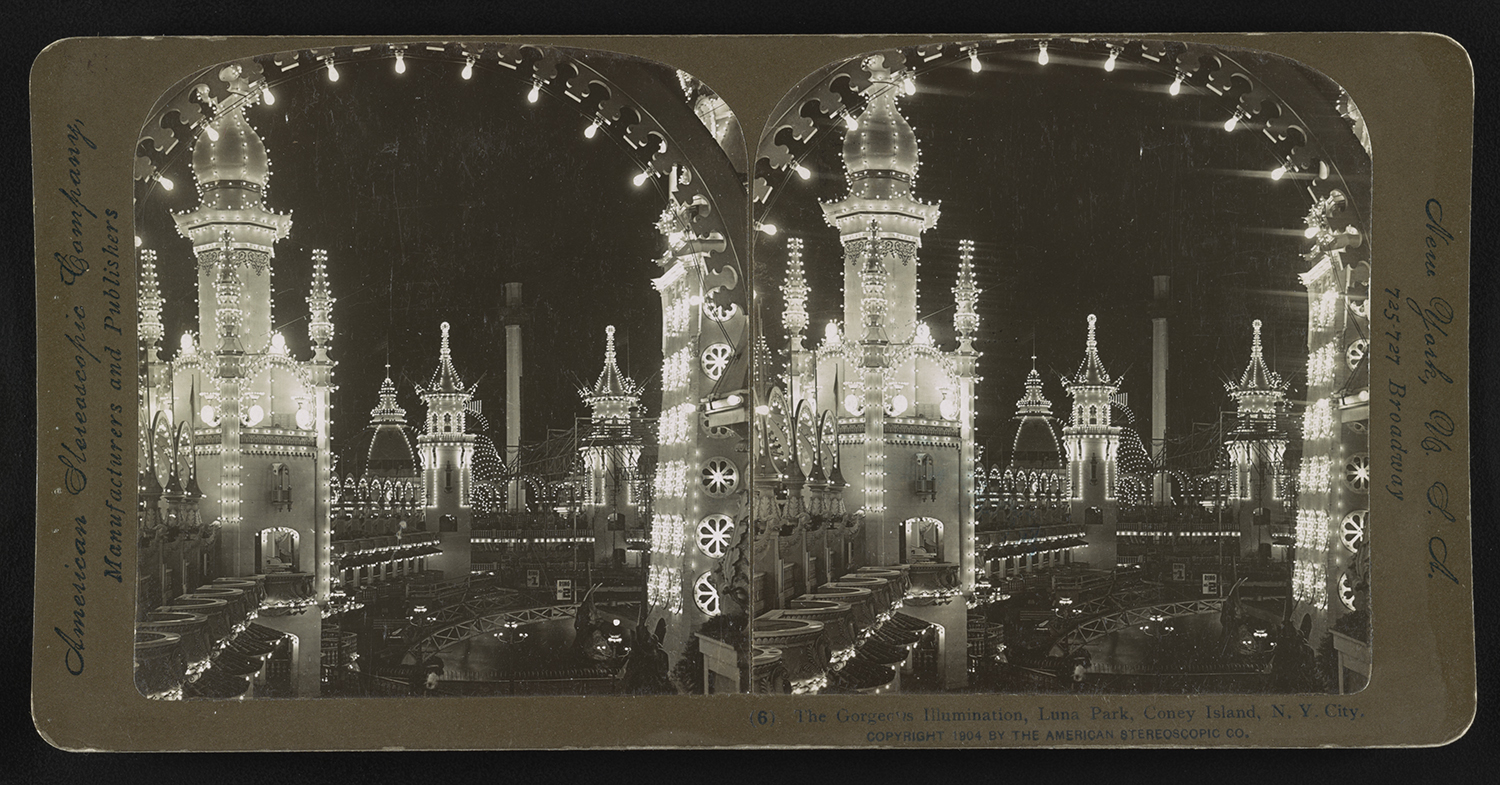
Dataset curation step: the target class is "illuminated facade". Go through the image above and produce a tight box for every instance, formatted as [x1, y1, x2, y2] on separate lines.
[1224, 319, 1290, 558]
[138, 82, 331, 697]
[578, 325, 647, 564]
[762, 56, 978, 691]
[1062, 314, 1122, 569]
[1292, 190, 1370, 645]
[416, 322, 477, 580]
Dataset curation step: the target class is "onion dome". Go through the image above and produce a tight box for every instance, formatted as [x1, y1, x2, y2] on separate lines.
[1010, 417, 1065, 470]
[1070, 314, 1114, 387]
[356, 366, 419, 478]
[191, 107, 271, 193]
[843, 61, 920, 181]
[1226, 319, 1288, 396]
[174, 106, 291, 249]
[364, 425, 419, 479]
[427, 322, 467, 394]
[1009, 355, 1064, 470]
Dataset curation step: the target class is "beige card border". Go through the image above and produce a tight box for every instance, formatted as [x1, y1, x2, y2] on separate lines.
[31, 33, 1474, 749]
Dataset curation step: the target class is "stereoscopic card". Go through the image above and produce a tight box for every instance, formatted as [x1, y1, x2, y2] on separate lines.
[30, 34, 1474, 749]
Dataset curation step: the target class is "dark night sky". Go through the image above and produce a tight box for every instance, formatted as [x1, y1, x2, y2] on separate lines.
[137, 51, 702, 459]
[754, 47, 1361, 462]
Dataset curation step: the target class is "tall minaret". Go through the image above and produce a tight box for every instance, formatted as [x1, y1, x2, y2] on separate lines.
[417, 322, 477, 580]
[142, 65, 330, 697]
[1224, 319, 1289, 559]
[1063, 314, 1122, 570]
[580, 325, 645, 564]
[811, 55, 972, 690]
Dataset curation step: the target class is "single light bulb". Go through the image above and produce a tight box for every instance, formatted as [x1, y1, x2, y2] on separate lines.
[327, 61, 340, 82]
[794, 164, 811, 180]
[584, 119, 599, 139]
[970, 51, 981, 73]
[527, 83, 540, 103]
[1304, 226, 1320, 239]
[1224, 114, 1239, 132]
[1271, 166, 1287, 180]
[204, 124, 219, 142]
[1038, 45, 1049, 65]
[844, 114, 858, 131]
[156, 174, 174, 191]
[633, 171, 650, 187]
[1105, 51, 1117, 72]
[394, 52, 406, 74]
[1169, 76, 1182, 95]
[134, 235, 143, 248]
[903, 76, 916, 95]
[461, 60, 473, 80]
[756, 222, 778, 236]
[261, 85, 275, 105]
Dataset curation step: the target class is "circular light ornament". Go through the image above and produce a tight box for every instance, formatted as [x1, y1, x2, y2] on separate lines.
[844, 394, 863, 416]
[180, 332, 196, 355]
[270, 332, 287, 355]
[200, 404, 218, 425]
[1347, 338, 1369, 369]
[1338, 573, 1358, 612]
[296, 407, 313, 430]
[886, 394, 910, 417]
[696, 514, 734, 558]
[701, 343, 733, 380]
[1340, 510, 1367, 553]
[1344, 454, 1371, 493]
[939, 396, 958, 421]
[701, 458, 739, 497]
[693, 572, 721, 616]
[244, 404, 265, 427]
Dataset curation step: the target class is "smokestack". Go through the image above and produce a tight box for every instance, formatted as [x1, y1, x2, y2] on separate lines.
[504, 282, 526, 511]
[1151, 275, 1170, 505]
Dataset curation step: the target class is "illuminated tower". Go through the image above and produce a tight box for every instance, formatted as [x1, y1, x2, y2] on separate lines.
[416, 321, 477, 579]
[805, 55, 974, 689]
[140, 72, 331, 696]
[578, 325, 646, 564]
[1293, 190, 1371, 649]
[1224, 319, 1289, 559]
[1063, 314, 1121, 570]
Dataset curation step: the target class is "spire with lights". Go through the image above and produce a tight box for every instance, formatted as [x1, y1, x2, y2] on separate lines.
[953, 239, 980, 353]
[1016, 353, 1053, 416]
[307, 249, 334, 362]
[781, 237, 809, 350]
[580, 325, 642, 424]
[370, 364, 406, 424]
[139, 248, 164, 358]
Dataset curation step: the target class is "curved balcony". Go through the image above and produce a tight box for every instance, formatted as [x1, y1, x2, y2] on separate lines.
[164, 597, 232, 640]
[830, 575, 894, 613]
[805, 585, 876, 629]
[264, 572, 316, 604]
[855, 565, 910, 596]
[133, 630, 187, 697]
[211, 576, 265, 606]
[139, 611, 213, 666]
[778, 600, 856, 652]
[750, 617, 831, 682]
[908, 561, 960, 593]
[189, 586, 252, 624]
[751, 646, 790, 694]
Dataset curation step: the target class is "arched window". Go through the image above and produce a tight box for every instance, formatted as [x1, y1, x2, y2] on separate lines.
[269, 463, 292, 510]
[444, 461, 454, 493]
[913, 453, 936, 500]
[443, 413, 453, 433]
[1088, 405, 1098, 425]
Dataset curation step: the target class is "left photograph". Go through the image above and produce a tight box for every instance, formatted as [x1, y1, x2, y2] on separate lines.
[131, 42, 751, 699]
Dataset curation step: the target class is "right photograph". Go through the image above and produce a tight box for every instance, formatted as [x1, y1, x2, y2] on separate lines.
[750, 39, 1372, 696]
